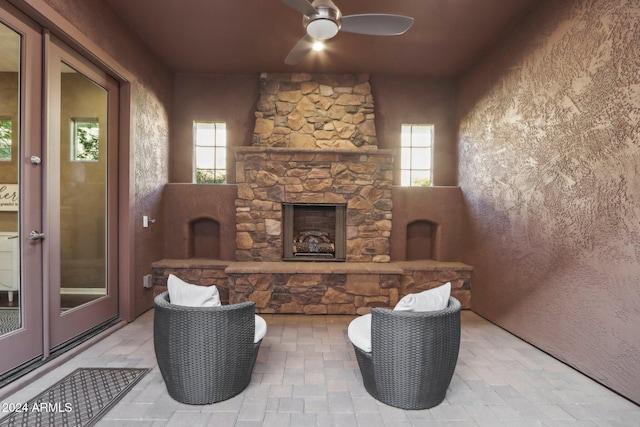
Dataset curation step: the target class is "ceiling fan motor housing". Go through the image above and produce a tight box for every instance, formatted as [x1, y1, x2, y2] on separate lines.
[303, 4, 342, 40]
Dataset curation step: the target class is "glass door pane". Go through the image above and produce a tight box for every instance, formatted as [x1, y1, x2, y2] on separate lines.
[47, 36, 118, 348]
[59, 62, 107, 311]
[0, 19, 21, 336]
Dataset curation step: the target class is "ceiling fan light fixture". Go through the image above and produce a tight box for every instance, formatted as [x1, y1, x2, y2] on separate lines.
[312, 41, 325, 51]
[306, 19, 339, 40]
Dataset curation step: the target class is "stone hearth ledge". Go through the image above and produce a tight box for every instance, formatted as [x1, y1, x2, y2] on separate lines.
[224, 261, 403, 275]
[152, 259, 472, 312]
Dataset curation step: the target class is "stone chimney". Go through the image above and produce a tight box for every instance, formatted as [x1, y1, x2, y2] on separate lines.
[252, 73, 378, 149]
[236, 73, 393, 263]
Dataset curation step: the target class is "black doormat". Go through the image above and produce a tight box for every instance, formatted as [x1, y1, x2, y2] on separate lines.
[0, 309, 20, 336]
[0, 367, 150, 427]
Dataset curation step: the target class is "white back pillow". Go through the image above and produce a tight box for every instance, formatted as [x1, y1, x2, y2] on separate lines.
[167, 274, 221, 307]
[394, 282, 451, 312]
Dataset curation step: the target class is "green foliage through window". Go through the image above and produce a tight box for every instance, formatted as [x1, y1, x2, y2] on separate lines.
[0, 120, 12, 161]
[73, 119, 99, 161]
[413, 178, 431, 187]
[196, 170, 226, 184]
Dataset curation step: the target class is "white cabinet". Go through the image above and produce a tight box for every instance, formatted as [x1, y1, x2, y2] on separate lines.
[0, 233, 19, 302]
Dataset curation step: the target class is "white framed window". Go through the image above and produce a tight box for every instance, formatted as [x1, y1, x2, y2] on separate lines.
[194, 122, 226, 184]
[0, 119, 12, 161]
[71, 118, 100, 161]
[401, 124, 433, 187]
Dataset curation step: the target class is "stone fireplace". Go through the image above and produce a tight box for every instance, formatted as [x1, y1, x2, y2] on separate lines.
[282, 203, 346, 261]
[235, 147, 393, 263]
[151, 72, 472, 314]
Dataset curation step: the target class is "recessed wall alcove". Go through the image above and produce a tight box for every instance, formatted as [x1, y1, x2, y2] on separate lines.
[406, 220, 438, 260]
[189, 217, 220, 259]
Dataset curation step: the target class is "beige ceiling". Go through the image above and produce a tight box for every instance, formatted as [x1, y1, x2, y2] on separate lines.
[104, 0, 537, 77]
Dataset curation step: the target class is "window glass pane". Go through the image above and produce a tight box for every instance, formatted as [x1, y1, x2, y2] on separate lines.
[400, 125, 411, 147]
[401, 170, 411, 187]
[215, 124, 227, 147]
[411, 126, 432, 147]
[196, 146, 214, 168]
[215, 147, 226, 169]
[411, 147, 431, 168]
[400, 147, 412, 169]
[195, 123, 216, 147]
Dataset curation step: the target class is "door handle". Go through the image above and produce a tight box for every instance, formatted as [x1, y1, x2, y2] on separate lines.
[28, 231, 45, 241]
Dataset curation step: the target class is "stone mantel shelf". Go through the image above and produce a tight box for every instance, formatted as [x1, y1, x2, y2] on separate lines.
[151, 259, 473, 274]
[233, 146, 395, 156]
[224, 261, 404, 275]
[394, 260, 473, 272]
[152, 259, 230, 269]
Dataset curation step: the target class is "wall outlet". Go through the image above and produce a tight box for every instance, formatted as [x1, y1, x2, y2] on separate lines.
[143, 274, 152, 288]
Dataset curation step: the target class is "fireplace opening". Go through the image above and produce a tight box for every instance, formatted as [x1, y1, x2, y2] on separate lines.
[282, 203, 346, 261]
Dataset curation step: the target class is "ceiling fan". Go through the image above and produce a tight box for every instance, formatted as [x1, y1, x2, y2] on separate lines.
[282, 0, 414, 65]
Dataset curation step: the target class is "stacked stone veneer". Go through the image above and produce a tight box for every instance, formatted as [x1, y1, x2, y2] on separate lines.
[235, 147, 393, 263]
[226, 262, 402, 315]
[151, 259, 231, 304]
[152, 260, 473, 313]
[252, 73, 377, 149]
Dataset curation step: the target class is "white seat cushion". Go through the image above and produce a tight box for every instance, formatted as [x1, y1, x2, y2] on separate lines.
[255, 315, 267, 343]
[347, 313, 372, 353]
[167, 274, 221, 307]
[394, 282, 451, 312]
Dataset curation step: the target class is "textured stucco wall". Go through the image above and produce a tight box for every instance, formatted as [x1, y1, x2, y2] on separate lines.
[458, 0, 640, 403]
[42, 0, 173, 315]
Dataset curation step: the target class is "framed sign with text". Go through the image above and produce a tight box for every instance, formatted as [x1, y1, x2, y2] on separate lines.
[0, 184, 18, 211]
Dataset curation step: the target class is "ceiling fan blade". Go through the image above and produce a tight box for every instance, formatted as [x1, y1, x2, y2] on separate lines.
[340, 14, 414, 36]
[285, 34, 314, 65]
[281, 0, 317, 16]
